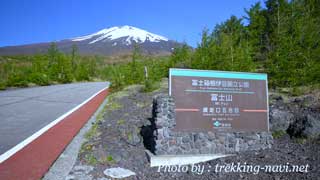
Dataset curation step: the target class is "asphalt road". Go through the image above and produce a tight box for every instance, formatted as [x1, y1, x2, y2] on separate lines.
[0, 82, 109, 155]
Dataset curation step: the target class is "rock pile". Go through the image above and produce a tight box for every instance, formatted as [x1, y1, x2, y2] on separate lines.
[269, 93, 320, 138]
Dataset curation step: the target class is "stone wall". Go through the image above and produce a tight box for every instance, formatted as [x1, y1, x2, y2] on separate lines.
[153, 94, 273, 155]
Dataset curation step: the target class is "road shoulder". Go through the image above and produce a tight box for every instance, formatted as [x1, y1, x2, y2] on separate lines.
[43, 97, 109, 180]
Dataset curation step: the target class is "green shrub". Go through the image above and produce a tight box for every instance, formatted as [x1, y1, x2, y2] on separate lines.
[7, 73, 29, 87]
[142, 78, 159, 92]
[272, 130, 286, 139]
[109, 67, 125, 91]
[84, 153, 98, 165]
[29, 73, 50, 86]
[290, 87, 304, 96]
[0, 80, 6, 90]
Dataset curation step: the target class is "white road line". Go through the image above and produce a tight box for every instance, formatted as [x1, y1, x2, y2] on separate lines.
[0, 86, 109, 163]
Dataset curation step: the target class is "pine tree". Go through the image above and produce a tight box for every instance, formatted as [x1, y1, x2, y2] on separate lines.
[245, 2, 267, 62]
[47, 42, 60, 81]
[59, 54, 73, 83]
[170, 43, 191, 68]
[71, 44, 78, 71]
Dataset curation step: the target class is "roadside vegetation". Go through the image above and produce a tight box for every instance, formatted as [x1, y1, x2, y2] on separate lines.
[0, 0, 319, 92]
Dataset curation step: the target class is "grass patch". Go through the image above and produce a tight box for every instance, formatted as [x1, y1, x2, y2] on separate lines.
[108, 101, 122, 110]
[106, 155, 114, 162]
[105, 93, 124, 110]
[108, 85, 142, 99]
[84, 153, 98, 165]
[117, 119, 125, 125]
[123, 84, 144, 93]
[150, 78, 168, 93]
[104, 86, 146, 110]
[99, 155, 116, 164]
[272, 130, 287, 139]
[109, 90, 130, 99]
[142, 79, 159, 92]
[84, 97, 110, 140]
[80, 142, 95, 154]
[84, 123, 100, 139]
[127, 133, 133, 142]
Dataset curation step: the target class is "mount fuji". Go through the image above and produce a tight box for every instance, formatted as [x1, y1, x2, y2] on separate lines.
[0, 26, 181, 56]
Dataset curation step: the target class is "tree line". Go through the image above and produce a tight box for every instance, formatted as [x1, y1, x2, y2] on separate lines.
[0, 42, 169, 91]
[170, 0, 320, 88]
[0, 43, 103, 89]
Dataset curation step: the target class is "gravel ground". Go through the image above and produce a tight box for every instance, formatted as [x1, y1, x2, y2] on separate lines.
[66, 83, 319, 180]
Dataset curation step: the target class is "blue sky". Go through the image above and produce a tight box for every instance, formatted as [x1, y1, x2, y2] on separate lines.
[0, 0, 263, 47]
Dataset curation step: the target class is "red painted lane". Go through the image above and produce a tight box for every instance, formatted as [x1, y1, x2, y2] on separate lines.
[0, 89, 108, 180]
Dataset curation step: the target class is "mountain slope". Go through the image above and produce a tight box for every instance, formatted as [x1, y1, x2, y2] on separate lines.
[0, 26, 181, 56]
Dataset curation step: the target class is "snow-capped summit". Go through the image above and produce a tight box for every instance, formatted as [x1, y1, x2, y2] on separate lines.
[72, 25, 169, 45]
[0, 25, 182, 56]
